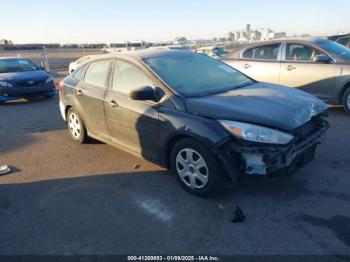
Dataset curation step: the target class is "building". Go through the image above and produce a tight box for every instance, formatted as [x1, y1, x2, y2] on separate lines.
[246, 24, 251, 41]
[250, 30, 261, 41]
[272, 32, 287, 39]
[257, 28, 274, 40]
[228, 25, 287, 42]
[227, 32, 235, 41]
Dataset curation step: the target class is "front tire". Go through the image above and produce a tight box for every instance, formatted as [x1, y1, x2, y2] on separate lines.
[170, 138, 225, 197]
[343, 87, 350, 114]
[67, 108, 88, 144]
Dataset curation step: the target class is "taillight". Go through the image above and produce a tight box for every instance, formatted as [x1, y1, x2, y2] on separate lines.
[56, 81, 65, 91]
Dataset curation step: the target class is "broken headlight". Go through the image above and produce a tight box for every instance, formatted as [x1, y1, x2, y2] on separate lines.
[219, 120, 294, 145]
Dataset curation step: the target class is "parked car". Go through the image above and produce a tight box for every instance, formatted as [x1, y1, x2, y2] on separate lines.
[0, 57, 56, 103]
[222, 38, 350, 114]
[328, 34, 350, 48]
[58, 50, 328, 196]
[69, 55, 98, 74]
[195, 46, 229, 58]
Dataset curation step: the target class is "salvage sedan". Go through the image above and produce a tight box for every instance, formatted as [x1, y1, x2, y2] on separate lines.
[0, 57, 56, 103]
[58, 50, 329, 196]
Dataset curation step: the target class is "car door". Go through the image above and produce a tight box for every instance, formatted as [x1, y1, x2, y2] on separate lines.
[279, 41, 337, 101]
[104, 59, 159, 160]
[234, 42, 282, 83]
[75, 59, 111, 137]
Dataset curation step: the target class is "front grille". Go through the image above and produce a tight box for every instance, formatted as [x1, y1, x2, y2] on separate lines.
[293, 116, 325, 142]
[15, 80, 45, 88]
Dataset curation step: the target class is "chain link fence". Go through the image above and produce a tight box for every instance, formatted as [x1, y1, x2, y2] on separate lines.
[0, 48, 102, 72]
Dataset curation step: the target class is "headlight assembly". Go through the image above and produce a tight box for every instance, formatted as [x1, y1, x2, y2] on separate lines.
[0, 81, 13, 88]
[219, 120, 294, 145]
[45, 76, 54, 83]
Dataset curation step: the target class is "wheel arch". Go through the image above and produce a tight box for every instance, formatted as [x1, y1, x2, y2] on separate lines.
[160, 132, 224, 169]
[339, 81, 350, 104]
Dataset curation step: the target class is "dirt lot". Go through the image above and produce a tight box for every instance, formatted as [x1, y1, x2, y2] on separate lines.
[0, 93, 349, 257]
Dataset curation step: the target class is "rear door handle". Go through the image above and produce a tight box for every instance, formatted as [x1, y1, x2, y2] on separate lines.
[109, 100, 119, 108]
[287, 65, 296, 71]
[76, 89, 83, 96]
[244, 64, 251, 69]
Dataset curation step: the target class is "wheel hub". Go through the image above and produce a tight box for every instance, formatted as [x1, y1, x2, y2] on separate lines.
[175, 148, 209, 189]
[68, 113, 81, 139]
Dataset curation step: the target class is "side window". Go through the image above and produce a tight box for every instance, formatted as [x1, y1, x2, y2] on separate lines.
[242, 48, 254, 59]
[286, 43, 323, 62]
[253, 44, 280, 60]
[72, 65, 86, 80]
[112, 61, 153, 95]
[84, 60, 111, 88]
[337, 37, 350, 48]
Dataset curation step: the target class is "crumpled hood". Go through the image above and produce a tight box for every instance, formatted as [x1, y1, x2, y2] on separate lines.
[185, 82, 327, 131]
[0, 70, 49, 82]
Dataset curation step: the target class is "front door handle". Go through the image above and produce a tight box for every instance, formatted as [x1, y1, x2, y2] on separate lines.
[109, 100, 119, 108]
[244, 64, 251, 69]
[76, 89, 83, 96]
[287, 65, 296, 71]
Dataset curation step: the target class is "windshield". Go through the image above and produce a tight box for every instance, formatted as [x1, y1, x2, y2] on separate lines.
[0, 59, 38, 73]
[144, 52, 254, 97]
[314, 39, 350, 58]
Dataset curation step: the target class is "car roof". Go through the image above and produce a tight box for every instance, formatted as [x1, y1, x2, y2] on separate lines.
[240, 37, 328, 47]
[89, 49, 193, 63]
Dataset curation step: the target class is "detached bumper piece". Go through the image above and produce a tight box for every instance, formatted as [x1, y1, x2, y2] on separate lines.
[227, 116, 329, 176]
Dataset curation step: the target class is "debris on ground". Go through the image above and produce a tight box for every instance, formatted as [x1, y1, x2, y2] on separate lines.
[0, 165, 11, 176]
[133, 164, 141, 170]
[231, 205, 246, 223]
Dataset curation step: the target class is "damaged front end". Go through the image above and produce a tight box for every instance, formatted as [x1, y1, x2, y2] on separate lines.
[216, 115, 329, 178]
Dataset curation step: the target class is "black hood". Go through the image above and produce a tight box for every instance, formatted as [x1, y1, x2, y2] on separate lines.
[185, 82, 327, 131]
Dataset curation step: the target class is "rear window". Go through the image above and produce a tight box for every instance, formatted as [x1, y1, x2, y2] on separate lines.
[84, 60, 111, 88]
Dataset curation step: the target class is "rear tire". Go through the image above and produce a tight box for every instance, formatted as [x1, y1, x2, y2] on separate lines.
[170, 138, 225, 197]
[343, 87, 350, 115]
[67, 108, 88, 144]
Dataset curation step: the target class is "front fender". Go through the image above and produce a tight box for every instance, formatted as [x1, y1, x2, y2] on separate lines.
[157, 107, 230, 166]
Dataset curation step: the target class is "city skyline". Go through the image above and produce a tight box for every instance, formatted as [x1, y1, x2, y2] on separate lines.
[1, 0, 349, 43]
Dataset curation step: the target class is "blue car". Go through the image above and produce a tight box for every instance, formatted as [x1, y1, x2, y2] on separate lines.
[0, 57, 56, 103]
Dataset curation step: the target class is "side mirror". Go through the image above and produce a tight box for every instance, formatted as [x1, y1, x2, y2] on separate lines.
[313, 54, 332, 63]
[130, 86, 155, 101]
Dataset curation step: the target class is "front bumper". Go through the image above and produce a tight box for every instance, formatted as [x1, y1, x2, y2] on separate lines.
[219, 116, 329, 176]
[0, 82, 56, 101]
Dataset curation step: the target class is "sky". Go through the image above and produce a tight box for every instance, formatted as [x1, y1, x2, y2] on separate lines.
[1, 0, 349, 44]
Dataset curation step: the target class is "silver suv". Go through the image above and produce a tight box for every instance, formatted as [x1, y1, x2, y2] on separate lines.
[222, 38, 350, 114]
